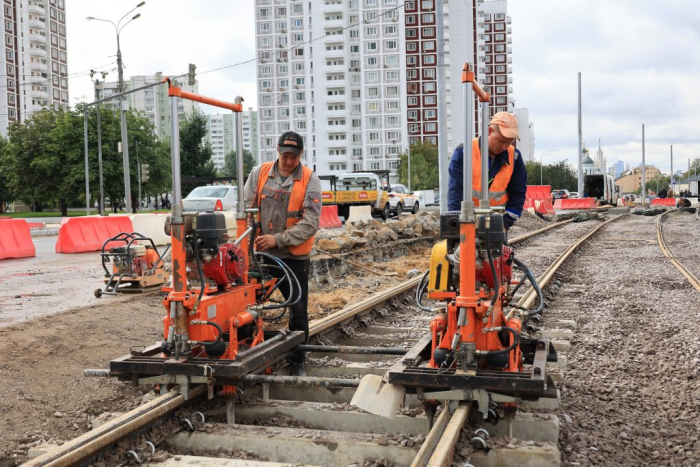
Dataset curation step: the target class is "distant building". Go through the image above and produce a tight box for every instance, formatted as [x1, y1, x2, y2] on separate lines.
[101, 73, 199, 140]
[0, 0, 70, 136]
[205, 108, 258, 170]
[613, 160, 625, 178]
[615, 165, 661, 193]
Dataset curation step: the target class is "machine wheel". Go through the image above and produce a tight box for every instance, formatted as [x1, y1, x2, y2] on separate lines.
[395, 203, 403, 216]
[94, 288, 103, 298]
[412, 202, 419, 214]
[382, 204, 390, 220]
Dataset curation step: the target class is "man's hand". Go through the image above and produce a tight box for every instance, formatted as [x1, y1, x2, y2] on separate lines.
[255, 234, 277, 252]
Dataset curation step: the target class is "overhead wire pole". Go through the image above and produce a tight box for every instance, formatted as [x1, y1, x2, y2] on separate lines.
[577, 72, 583, 197]
[670, 144, 674, 195]
[92, 71, 106, 215]
[641, 124, 646, 205]
[84, 109, 90, 215]
[436, 0, 448, 212]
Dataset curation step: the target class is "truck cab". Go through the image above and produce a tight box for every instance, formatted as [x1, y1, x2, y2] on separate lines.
[583, 174, 619, 205]
[322, 171, 392, 220]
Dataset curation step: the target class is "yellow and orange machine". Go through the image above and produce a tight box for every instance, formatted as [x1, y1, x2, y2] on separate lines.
[109, 80, 304, 398]
[385, 64, 557, 422]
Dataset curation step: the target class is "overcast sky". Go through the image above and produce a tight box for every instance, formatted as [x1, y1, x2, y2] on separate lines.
[67, 0, 699, 175]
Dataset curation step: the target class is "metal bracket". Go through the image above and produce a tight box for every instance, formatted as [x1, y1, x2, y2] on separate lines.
[422, 388, 521, 418]
[137, 374, 209, 400]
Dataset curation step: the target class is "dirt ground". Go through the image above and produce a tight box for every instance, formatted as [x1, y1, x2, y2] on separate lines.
[0, 245, 432, 466]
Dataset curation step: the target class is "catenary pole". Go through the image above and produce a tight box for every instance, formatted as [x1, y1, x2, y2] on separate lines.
[641, 124, 646, 204]
[577, 72, 583, 197]
[84, 111, 90, 215]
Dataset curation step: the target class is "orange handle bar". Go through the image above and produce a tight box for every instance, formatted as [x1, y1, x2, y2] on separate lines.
[461, 63, 490, 103]
[163, 77, 243, 112]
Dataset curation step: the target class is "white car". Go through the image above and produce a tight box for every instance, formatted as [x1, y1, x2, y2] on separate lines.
[569, 192, 579, 199]
[183, 185, 238, 212]
[388, 183, 420, 215]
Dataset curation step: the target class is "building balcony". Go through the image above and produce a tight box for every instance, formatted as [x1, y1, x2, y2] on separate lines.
[327, 140, 348, 148]
[323, 3, 343, 14]
[28, 3, 45, 15]
[326, 124, 347, 133]
[325, 79, 345, 88]
[29, 18, 46, 29]
[30, 61, 47, 72]
[29, 31, 46, 43]
[324, 48, 344, 59]
[32, 89, 48, 99]
[324, 33, 343, 44]
[326, 94, 345, 104]
[323, 19, 344, 29]
[326, 109, 346, 118]
[30, 47, 47, 58]
[325, 64, 344, 74]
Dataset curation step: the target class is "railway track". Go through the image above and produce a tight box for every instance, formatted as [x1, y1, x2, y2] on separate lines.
[656, 208, 700, 293]
[23, 215, 614, 467]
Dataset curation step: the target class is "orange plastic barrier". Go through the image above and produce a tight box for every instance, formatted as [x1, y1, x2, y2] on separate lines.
[27, 222, 44, 229]
[557, 198, 596, 210]
[535, 199, 556, 215]
[55, 216, 134, 253]
[0, 219, 36, 260]
[319, 205, 343, 229]
[525, 185, 552, 202]
[651, 198, 676, 206]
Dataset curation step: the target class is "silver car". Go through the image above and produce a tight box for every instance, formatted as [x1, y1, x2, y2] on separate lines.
[183, 185, 238, 212]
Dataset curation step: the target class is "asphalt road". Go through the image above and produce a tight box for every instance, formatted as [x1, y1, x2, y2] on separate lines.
[0, 236, 114, 327]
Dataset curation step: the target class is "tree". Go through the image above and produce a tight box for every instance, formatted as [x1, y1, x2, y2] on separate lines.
[524, 159, 578, 191]
[222, 148, 256, 179]
[397, 141, 440, 191]
[179, 110, 216, 196]
[0, 136, 9, 213]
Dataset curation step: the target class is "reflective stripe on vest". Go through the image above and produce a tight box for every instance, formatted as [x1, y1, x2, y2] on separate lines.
[471, 138, 515, 207]
[255, 161, 315, 256]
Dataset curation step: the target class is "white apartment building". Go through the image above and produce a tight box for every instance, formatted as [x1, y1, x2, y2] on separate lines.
[255, 0, 407, 178]
[205, 108, 259, 170]
[254, 0, 516, 178]
[513, 107, 534, 161]
[100, 73, 199, 140]
[0, 0, 69, 136]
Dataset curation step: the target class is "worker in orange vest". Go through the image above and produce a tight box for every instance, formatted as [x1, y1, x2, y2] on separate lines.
[447, 112, 527, 231]
[244, 131, 322, 376]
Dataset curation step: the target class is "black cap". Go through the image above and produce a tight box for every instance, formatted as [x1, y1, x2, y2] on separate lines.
[277, 131, 304, 156]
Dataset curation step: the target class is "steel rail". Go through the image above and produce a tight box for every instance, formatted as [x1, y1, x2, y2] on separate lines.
[508, 214, 626, 319]
[656, 210, 700, 292]
[22, 220, 575, 467]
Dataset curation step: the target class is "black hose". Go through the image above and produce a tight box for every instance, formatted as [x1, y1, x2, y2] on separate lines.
[415, 270, 435, 312]
[484, 226, 499, 311]
[478, 326, 519, 356]
[256, 252, 302, 310]
[512, 257, 544, 317]
[197, 320, 223, 344]
[192, 232, 206, 314]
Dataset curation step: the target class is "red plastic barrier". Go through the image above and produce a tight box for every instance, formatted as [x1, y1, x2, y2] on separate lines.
[319, 205, 343, 229]
[553, 199, 563, 210]
[557, 198, 596, 210]
[27, 222, 44, 229]
[536, 199, 556, 215]
[0, 219, 36, 260]
[55, 216, 134, 253]
[526, 185, 552, 202]
[651, 198, 676, 206]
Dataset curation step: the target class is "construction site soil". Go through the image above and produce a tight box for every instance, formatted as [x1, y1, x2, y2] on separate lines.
[2, 210, 699, 466]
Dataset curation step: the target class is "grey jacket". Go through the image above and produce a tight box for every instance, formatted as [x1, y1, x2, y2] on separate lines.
[244, 161, 322, 260]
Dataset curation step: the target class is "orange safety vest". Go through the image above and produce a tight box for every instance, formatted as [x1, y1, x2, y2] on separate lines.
[471, 138, 515, 206]
[255, 161, 315, 256]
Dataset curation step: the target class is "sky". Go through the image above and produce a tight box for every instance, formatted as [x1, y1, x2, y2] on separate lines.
[67, 0, 700, 175]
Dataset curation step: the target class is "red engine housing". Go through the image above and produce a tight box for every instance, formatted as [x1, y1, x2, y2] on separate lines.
[202, 243, 246, 285]
[476, 245, 513, 289]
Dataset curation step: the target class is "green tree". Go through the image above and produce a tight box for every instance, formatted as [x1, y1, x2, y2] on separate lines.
[222, 148, 256, 179]
[397, 141, 440, 191]
[179, 110, 216, 196]
[524, 159, 578, 192]
[0, 136, 10, 213]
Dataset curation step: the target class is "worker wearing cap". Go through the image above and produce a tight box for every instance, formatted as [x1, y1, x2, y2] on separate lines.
[447, 112, 527, 230]
[244, 131, 322, 376]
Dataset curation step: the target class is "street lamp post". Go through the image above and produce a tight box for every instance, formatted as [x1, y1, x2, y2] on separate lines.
[87, 2, 145, 214]
[540, 149, 552, 185]
[137, 125, 144, 210]
[90, 70, 108, 215]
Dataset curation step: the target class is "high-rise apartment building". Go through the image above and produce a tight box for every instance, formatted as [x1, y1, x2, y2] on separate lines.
[0, 0, 70, 136]
[254, 0, 516, 178]
[100, 73, 199, 140]
[205, 108, 259, 170]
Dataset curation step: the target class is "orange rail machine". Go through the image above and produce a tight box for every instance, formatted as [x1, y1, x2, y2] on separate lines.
[384, 64, 558, 425]
[107, 80, 305, 399]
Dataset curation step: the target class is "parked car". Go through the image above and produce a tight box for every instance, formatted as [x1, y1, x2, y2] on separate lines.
[551, 189, 570, 200]
[183, 185, 238, 212]
[569, 192, 579, 199]
[388, 183, 420, 215]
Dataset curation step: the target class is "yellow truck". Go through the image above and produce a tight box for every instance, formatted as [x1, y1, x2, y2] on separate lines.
[320, 171, 392, 220]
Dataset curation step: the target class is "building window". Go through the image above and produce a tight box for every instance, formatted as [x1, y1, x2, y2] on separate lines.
[422, 13, 434, 22]
[406, 15, 416, 25]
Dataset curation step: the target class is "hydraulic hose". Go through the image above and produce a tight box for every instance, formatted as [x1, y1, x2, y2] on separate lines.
[477, 326, 519, 356]
[192, 232, 206, 314]
[255, 251, 302, 310]
[511, 257, 544, 317]
[415, 270, 435, 312]
[484, 226, 499, 312]
[191, 319, 223, 345]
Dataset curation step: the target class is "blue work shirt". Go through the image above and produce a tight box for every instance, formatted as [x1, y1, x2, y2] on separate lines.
[447, 138, 527, 229]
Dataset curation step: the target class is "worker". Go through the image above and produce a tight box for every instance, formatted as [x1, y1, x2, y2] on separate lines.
[447, 111, 527, 231]
[658, 187, 668, 199]
[244, 131, 322, 377]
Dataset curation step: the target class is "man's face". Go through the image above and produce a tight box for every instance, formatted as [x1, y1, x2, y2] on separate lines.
[278, 151, 302, 174]
[488, 126, 515, 156]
